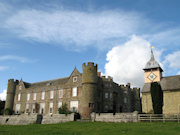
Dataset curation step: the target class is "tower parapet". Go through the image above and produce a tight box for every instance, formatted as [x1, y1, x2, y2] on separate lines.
[82, 62, 97, 84]
[5, 79, 18, 110]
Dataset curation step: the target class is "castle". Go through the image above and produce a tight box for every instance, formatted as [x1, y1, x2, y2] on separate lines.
[142, 49, 180, 114]
[5, 62, 141, 119]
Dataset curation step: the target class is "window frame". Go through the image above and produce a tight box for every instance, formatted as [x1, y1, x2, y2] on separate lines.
[72, 87, 77, 97]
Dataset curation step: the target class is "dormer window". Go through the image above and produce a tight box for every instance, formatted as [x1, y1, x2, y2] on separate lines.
[73, 76, 77, 82]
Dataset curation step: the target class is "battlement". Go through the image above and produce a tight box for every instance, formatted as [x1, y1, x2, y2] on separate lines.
[82, 62, 97, 67]
[101, 76, 113, 81]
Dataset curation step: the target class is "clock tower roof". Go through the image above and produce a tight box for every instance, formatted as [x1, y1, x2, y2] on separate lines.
[144, 49, 163, 72]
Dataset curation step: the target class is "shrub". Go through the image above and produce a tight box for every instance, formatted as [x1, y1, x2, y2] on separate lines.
[58, 103, 71, 114]
[2, 108, 14, 115]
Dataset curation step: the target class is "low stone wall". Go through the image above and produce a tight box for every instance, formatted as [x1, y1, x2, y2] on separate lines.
[0, 114, 37, 125]
[0, 113, 74, 125]
[90, 111, 138, 123]
[41, 113, 74, 124]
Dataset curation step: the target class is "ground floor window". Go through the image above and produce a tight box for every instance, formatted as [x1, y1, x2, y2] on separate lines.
[26, 103, 29, 113]
[58, 101, 62, 108]
[49, 102, 53, 114]
[32, 103, 36, 114]
[70, 101, 78, 112]
[15, 104, 21, 114]
[40, 103, 45, 114]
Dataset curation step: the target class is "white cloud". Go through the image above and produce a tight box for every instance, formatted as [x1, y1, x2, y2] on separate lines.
[105, 35, 162, 88]
[0, 66, 9, 71]
[0, 89, 7, 101]
[163, 51, 180, 69]
[4, 9, 144, 50]
[0, 55, 37, 63]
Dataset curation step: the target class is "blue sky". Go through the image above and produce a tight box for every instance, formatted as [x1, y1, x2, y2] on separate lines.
[1, 0, 180, 100]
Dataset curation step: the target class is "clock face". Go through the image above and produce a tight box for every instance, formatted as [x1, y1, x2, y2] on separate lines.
[147, 72, 157, 81]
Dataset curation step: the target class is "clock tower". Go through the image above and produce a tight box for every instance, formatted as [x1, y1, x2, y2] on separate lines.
[143, 48, 163, 83]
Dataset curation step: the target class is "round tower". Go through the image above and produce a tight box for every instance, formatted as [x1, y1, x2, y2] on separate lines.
[81, 62, 98, 119]
[5, 79, 17, 110]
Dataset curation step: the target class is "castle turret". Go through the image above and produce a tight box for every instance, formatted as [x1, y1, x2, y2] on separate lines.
[5, 79, 18, 110]
[81, 62, 98, 119]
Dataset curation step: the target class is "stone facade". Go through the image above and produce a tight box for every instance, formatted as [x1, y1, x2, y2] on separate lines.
[5, 62, 141, 119]
[142, 50, 180, 114]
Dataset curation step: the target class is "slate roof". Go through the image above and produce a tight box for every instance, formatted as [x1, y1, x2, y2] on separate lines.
[24, 77, 69, 88]
[144, 49, 163, 71]
[142, 75, 180, 93]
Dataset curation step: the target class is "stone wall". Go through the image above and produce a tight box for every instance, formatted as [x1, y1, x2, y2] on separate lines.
[0, 113, 74, 125]
[90, 111, 138, 123]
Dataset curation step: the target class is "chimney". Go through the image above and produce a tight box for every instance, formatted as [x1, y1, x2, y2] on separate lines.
[97, 72, 101, 77]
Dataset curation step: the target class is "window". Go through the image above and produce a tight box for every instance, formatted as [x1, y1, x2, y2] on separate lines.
[18, 93, 21, 101]
[32, 103, 36, 114]
[59, 90, 63, 98]
[58, 101, 62, 108]
[26, 103, 29, 113]
[40, 103, 45, 114]
[27, 93, 30, 100]
[70, 101, 78, 112]
[124, 97, 127, 103]
[105, 105, 108, 112]
[19, 85, 22, 90]
[42, 91, 45, 100]
[110, 93, 112, 98]
[72, 87, 77, 97]
[89, 103, 94, 108]
[73, 76, 77, 82]
[105, 93, 108, 98]
[50, 90, 54, 99]
[49, 102, 53, 114]
[15, 104, 21, 114]
[33, 93, 36, 100]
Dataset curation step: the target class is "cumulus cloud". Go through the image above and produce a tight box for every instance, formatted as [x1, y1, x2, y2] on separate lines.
[163, 51, 180, 69]
[0, 55, 37, 63]
[105, 35, 162, 88]
[0, 89, 7, 101]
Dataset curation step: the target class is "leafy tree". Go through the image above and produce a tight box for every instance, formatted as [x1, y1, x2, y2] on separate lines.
[150, 82, 163, 114]
[2, 108, 14, 115]
[58, 103, 71, 114]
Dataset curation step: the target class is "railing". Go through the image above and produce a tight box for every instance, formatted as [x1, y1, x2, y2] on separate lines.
[138, 114, 180, 122]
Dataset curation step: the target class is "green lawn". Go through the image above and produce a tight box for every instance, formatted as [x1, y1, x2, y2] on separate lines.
[0, 122, 179, 135]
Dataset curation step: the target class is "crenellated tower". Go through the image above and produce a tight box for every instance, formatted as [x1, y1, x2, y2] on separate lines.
[81, 62, 98, 119]
[5, 79, 18, 110]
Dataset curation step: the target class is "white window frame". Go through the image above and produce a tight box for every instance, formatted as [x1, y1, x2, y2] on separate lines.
[19, 85, 22, 90]
[73, 76, 77, 82]
[32, 103, 36, 114]
[110, 93, 112, 99]
[72, 87, 77, 97]
[15, 104, 21, 114]
[26, 103, 29, 113]
[50, 90, 54, 99]
[58, 101, 62, 108]
[33, 93, 36, 100]
[70, 101, 78, 112]
[59, 90, 63, 98]
[18, 93, 21, 101]
[27, 93, 30, 101]
[105, 93, 108, 98]
[42, 91, 45, 100]
[49, 102, 53, 114]
[40, 103, 45, 114]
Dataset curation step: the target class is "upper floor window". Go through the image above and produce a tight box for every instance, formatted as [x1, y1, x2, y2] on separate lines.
[27, 93, 30, 100]
[41, 91, 45, 100]
[73, 76, 77, 82]
[50, 90, 54, 99]
[105, 93, 108, 98]
[33, 93, 36, 100]
[18, 93, 21, 101]
[124, 97, 127, 103]
[59, 90, 63, 98]
[72, 87, 77, 97]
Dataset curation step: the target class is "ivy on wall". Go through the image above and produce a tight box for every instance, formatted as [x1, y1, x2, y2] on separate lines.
[150, 82, 163, 114]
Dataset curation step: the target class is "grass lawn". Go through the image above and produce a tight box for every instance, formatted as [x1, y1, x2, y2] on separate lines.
[0, 122, 179, 135]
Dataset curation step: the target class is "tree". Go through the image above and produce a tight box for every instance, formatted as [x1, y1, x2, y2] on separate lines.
[150, 82, 163, 114]
[58, 103, 71, 114]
